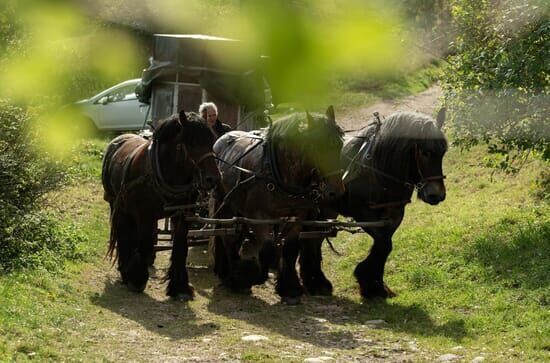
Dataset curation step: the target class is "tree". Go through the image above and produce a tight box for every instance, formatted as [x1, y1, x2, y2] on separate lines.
[444, 0, 549, 172]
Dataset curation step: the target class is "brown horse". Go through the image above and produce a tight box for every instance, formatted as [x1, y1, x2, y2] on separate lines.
[102, 111, 220, 301]
[212, 107, 345, 304]
[299, 109, 448, 298]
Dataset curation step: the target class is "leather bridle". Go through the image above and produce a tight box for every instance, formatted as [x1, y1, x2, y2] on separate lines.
[410, 143, 446, 192]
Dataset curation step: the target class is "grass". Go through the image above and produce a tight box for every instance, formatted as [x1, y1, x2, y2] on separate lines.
[271, 61, 444, 116]
[328, 60, 444, 113]
[322, 145, 550, 361]
[0, 87, 549, 361]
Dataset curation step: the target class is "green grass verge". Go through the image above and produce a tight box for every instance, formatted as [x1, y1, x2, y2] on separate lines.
[324, 145, 549, 361]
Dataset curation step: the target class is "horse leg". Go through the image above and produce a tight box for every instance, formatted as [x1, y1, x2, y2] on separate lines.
[124, 213, 151, 293]
[212, 235, 229, 279]
[166, 215, 194, 301]
[299, 237, 333, 296]
[276, 231, 303, 305]
[220, 229, 264, 293]
[354, 228, 396, 299]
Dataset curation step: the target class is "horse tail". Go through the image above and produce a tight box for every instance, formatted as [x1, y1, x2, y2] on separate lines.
[106, 202, 119, 263]
[103, 134, 136, 263]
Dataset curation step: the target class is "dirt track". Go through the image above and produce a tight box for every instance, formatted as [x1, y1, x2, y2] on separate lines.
[339, 85, 442, 130]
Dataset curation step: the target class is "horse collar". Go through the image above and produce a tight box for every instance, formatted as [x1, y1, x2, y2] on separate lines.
[265, 135, 318, 199]
[148, 140, 197, 202]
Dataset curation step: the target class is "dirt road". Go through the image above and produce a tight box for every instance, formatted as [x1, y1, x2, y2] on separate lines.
[339, 85, 442, 130]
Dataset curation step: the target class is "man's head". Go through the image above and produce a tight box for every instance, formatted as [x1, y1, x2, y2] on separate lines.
[199, 102, 218, 127]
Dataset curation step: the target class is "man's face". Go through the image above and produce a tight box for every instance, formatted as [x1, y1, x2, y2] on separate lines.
[203, 108, 217, 127]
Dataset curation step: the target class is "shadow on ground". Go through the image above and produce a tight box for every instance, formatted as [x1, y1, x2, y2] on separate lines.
[91, 268, 218, 340]
[196, 270, 467, 347]
[92, 246, 468, 345]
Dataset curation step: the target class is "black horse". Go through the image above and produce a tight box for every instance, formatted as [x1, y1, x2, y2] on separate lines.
[212, 107, 345, 304]
[102, 111, 220, 301]
[299, 109, 448, 298]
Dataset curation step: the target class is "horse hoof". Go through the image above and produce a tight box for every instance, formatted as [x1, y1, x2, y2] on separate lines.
[360, 284, 396, 299]
[229, 287, 252, 295]
[281, 296, 301, 305]
[384, 283, 397, 298]
[305, 285, 333, 296]
[173, 293, 193, 302]
[127, 282, 146, 293]
[312, 288, 333, 297]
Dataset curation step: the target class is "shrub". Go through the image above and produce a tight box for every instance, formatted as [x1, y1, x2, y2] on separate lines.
[444, 0, 549, 172]
[0, 100, 85, 272]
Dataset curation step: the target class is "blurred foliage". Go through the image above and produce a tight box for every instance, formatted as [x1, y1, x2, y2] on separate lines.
[443, 0, 549, 173]
[0, 0, 142, 105]
[0, 100, 86, 273]
[231, 1, 409, 106]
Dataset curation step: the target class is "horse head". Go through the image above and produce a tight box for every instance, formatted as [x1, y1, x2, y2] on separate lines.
[412, 107, 447, 205]
[371, 108, 448, 205]
[155, 111, 220, 191]
[306, 106, 346, 200]
[270, 106, 345, 201]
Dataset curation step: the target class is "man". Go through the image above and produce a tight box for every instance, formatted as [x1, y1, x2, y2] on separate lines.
[198, 102, 232, 138]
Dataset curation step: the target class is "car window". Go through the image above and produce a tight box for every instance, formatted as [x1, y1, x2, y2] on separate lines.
[106, 84, 137, 103]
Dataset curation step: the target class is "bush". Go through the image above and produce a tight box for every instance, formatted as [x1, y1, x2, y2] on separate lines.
[0, 211, 87, 272]
[444, 0, 549, 172]
[0, 100, 85, 272]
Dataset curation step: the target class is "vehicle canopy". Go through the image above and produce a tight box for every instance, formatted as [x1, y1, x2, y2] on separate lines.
[136, 34, 271, 130]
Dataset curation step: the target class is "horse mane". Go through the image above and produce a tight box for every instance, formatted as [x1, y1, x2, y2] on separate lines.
[358, 112, 448, 179]
[154, 113, 181, 142]
[266, 112, 344, 144]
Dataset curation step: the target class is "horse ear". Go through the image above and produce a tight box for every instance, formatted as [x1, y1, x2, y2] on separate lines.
[306, 111, 314, 128]
[326, 105, 336, 124]
[179, 110, 188, 124]
[436, 107, 446, 129]
[157, 115, 182, 142]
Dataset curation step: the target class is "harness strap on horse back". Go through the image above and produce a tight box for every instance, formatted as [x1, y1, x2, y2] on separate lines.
[342, 115, 382, 184]
[119, 142, 151, 199]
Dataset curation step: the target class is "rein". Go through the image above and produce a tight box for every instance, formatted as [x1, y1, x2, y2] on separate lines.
[215, 128, 344, 217]
[354, 143, 445, 192]
[343, 113, 445, 209]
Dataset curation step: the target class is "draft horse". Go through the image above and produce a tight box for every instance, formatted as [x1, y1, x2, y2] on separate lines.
[299, 109, 448, 298]
[102, 111, 220, 301]
[213, 107, 345, 304]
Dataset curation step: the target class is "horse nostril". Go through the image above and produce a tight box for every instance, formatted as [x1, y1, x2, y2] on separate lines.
[426, 193, 444, 205]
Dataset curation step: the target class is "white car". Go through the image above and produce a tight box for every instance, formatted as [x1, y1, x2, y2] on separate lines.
[75, 79, 150, 131]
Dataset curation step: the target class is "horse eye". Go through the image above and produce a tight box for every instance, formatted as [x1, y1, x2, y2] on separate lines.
[421, 149, 432, 157]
